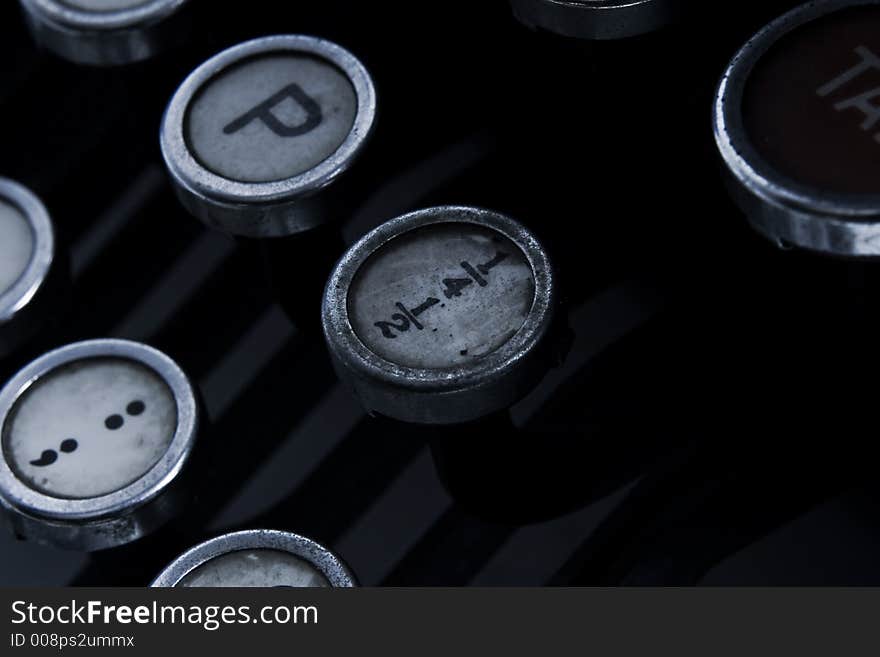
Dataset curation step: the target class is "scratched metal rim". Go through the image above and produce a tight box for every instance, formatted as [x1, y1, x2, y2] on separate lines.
[161, 35, 377, 210]
[20, 0, 187, 31]
[0, 339, 198, 522]
[713, 0, 880, 256]
[0, 178, 54, 328]
[323, 206, 556, 397]
[150, 529, 358, 587]
[509, 0, 683, 39]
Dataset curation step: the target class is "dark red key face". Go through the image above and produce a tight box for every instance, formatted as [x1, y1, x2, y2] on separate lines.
[742, 6, 880, 196]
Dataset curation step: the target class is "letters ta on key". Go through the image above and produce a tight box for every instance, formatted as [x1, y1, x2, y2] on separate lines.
[816, 45, 880, 138]
[224, 83, 323, 137]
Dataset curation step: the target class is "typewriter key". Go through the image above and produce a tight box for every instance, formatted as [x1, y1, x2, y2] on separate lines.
[0, 339, 199, 550]
[161, 35, 377, 238]
[0, 178, 59, 359]
[323, 206, 557, 425]
[715, 0, 880, 257]
[151, 530, 356, 587]
[18, 0, 190, 66]
[509, 0, 683, 40]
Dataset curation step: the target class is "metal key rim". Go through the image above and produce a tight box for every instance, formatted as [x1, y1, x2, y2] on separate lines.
[0, 339, 198, 522]
[530, 0, 669, 12]
[0, 178, 54, 327]
[713, 0, 880, 255]
[510, 0, 683, 40]
[161, 35, 377, 207]
[323, 206, 556, 395]
[151, 529, 357, 587]
[20, 0, 187, 31]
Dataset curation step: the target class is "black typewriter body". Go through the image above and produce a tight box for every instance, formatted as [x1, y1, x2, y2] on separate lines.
[2, 0, 880, 586]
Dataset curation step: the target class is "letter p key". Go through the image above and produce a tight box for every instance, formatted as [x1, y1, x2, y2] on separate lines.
[224, 83, 323, 138]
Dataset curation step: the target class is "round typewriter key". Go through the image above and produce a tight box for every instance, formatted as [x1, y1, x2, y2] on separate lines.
[0, 178, 58, 359]
[18, 0, 190, 66]
[151, 530, 356, 587]
[715, 0, 880, 257]
[0, 202, 33, 297]
[323, 206, 556, 425]
[161, 35, 377, 237]
[0, 339, 199, 550]
[509, 0, 683, 40]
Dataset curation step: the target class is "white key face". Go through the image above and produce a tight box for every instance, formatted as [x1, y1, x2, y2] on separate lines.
[2, 358, 177, 499]
[348, 223, 536, 369]
[0, 199, 34, 297]
[178, 550, 330, 587]
[187, 54, 358, 183]
[59, 0, 153, 12]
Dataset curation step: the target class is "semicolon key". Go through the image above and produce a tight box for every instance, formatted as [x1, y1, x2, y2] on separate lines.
[0, 339, 200, 551]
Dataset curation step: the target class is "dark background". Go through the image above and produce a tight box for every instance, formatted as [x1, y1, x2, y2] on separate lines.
[1, 0, 880, 586]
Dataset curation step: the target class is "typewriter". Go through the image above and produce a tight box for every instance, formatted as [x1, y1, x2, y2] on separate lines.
[1, 0, 879, 587]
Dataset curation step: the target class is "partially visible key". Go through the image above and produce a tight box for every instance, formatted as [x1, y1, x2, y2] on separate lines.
[715, 0, 880, 256]
[18, 0, 192, 66]
[0, 178, 64, 359]
[509, 0, 685, 40]
[151, 529, 357, 587]
[0, 339, 200, 551]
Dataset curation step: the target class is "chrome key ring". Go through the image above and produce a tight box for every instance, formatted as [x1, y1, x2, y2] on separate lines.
[510, 0, 684, 40]
[21, 0, 187, 31]
[0, 178, 54, 336]
[161, 35, 377, 238]
[0, 339, 199, 550]
[151, 529, 357, 587]
[19, 0, 190, 65]
[323, 206, 557, 425]
[714, 0, 880, 257]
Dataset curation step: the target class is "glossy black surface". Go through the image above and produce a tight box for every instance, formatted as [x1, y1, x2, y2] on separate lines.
[2, 0, 880, 586]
